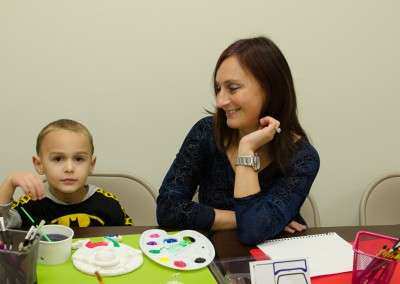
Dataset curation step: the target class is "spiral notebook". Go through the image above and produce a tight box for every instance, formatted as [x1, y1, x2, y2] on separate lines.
[257, 232, 354, 277]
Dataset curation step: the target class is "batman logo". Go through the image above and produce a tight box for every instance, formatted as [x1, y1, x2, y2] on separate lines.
[51, 213, 105, 227]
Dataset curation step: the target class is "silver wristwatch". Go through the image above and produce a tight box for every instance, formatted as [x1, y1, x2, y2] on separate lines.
[236, 153, 260, 171]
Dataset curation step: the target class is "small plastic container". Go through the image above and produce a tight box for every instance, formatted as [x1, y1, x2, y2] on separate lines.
[38, 224, 74, 265]
[209, 256, 252, 284]
[0, 229, 39, 284]
[352, 230, 399, 284]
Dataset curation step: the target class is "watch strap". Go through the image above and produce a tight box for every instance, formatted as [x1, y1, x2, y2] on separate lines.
[235, 153, 260, 171]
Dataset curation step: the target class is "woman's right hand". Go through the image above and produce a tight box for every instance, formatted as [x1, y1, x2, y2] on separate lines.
[7, 172, 45, 201]
[212, 208, 237, 230]
[284, 220, 307, 233]
[238, 116, 280, 154]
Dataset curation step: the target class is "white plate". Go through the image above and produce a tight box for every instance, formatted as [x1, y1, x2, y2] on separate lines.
[72, 239, 143, 276]
[139, 229, 215, 270]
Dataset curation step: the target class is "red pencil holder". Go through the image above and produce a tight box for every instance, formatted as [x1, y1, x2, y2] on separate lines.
[352, 230, 399, 284]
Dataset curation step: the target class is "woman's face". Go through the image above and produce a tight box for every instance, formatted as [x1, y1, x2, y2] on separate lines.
[215, 56, 266, 136]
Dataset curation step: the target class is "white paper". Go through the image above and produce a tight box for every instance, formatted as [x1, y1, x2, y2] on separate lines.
[257, 232, 353, 277]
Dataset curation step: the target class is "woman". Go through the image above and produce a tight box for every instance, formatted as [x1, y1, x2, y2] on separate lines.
[157, 36, 320, 245]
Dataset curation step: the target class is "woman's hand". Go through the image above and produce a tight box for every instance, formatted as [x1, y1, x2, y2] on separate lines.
[238, 116, 280, 154]
[212, 208, 237, 230]
[284, 220, 307, 233]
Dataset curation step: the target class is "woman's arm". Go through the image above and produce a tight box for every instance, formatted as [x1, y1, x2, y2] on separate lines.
[234, 142, 320, 245]
[157, 117, 217, 231]
[234, 116, 280, 198]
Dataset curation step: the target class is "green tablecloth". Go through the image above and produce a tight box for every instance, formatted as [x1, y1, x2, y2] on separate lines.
[37, 234, 216, 283]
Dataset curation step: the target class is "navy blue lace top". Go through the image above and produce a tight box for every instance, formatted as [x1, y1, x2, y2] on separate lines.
[157, 116, 320, 245]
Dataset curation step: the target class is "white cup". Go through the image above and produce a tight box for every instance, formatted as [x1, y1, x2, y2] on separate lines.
[37, 224, 74, 265]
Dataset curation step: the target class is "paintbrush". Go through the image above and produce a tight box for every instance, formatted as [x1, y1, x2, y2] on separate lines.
[95, 271, 105, 284]
[19, 207, 51, 242]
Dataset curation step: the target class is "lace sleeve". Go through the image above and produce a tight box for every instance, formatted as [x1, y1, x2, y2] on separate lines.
[234, 142, 320, 245]
[156, 117, 216, 230]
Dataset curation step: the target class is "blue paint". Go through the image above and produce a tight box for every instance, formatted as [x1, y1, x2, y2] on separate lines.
[164, 238, 178, 244]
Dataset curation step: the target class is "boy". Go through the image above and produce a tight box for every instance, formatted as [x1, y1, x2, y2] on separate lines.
[0, 119, 132, 229]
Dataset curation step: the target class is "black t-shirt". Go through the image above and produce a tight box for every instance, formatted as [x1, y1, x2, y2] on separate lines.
[12, 188, 132, 229]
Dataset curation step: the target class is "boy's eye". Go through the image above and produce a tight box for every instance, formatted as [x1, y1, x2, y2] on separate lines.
[75, 157, 85, 162]
[52, 157, 63, 162]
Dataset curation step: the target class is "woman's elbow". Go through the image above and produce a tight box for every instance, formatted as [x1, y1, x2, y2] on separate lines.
[156, 205, 173, 227]
[237, 231, 262, 246]
[236, 216, 283, 246]
[237, 227, 280, 246]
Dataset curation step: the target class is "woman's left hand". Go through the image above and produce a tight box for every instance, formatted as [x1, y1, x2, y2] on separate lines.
[284, 221, 307, 233]
[238, 116, 280, 153]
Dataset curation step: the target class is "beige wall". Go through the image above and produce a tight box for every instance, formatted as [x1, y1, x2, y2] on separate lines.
[1, 1, 399, 226]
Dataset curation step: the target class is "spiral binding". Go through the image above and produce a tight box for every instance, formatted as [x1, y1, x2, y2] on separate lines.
[263, 232, 336, 244]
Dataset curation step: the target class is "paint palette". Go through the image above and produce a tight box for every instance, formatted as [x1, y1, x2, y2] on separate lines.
[72, 238, 143, 276]
[139, 229, 215, 270]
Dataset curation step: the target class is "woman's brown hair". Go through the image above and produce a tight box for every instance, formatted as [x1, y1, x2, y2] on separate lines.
[213, 36, 308, 172]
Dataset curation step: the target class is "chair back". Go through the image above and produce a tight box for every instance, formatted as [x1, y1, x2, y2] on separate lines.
[87, 173, 157, 226]
[300, 194, 321, 227]
[360, 173, 400, 225]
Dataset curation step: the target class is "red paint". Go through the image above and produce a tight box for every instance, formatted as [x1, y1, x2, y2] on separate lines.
[85, 241, 108, 248]
[174, 260, 187, 268]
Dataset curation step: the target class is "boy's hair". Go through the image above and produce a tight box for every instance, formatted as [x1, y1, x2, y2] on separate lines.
[36, 119, 94, 155]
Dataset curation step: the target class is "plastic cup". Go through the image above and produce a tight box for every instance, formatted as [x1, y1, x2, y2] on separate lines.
[0, 229, 39, 284]
[37, 224, 74, 265]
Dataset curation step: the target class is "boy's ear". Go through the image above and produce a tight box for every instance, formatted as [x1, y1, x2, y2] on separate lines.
[89, 156, 97, 174]
[32, 155, 44, 175]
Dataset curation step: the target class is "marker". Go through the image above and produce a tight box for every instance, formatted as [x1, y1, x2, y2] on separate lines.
[359, 245, 389, 281]
[0, 217, 8, 249]
[18, 226, 37, 251]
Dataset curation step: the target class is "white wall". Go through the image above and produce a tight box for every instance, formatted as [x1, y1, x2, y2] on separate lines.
[1, 1, 399, 226]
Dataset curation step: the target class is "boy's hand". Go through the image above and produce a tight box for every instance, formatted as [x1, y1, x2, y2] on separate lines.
[1, 172, 45, 202]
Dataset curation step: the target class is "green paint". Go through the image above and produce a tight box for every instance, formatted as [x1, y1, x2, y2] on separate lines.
[183, 236, 195, 244]
[104, 236, 120, 247]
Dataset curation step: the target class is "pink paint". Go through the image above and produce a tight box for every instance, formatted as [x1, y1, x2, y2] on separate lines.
[150, 233, 160, 238]
[85, 241, 108, 248]
[173, 260, 187, 268]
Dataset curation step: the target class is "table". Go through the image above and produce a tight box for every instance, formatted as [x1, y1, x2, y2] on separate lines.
[73, 224, 400, 283]
[39, 225, 216, 284]
[212, 224, 400, 259]
[210, 224, 400, 283]
[73, 225, 157, 238]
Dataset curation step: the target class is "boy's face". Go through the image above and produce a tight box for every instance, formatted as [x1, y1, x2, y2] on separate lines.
[33, 129, 96, 202]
